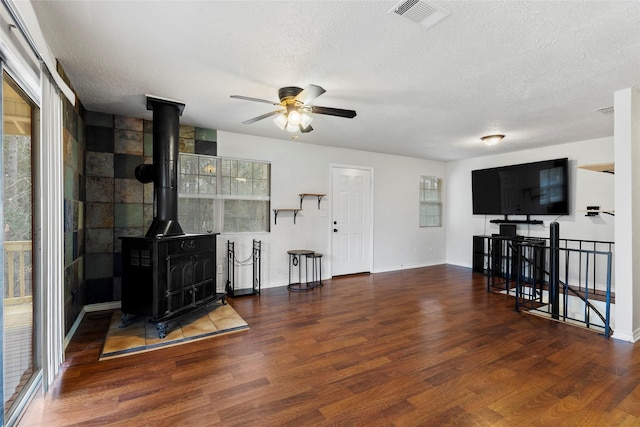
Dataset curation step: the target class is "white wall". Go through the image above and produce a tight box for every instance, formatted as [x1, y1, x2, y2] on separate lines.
[445, 136, 615, 268]
[613, 87, 640, 342]
[216, 131, 447, 289]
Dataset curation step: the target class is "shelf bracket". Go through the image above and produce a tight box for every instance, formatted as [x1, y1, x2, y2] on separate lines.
[586, 206, 600, 217]
[299, 194, 325, 209]
[273, 209, 301, 225]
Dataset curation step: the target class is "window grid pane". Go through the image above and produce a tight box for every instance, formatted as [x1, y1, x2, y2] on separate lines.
[178, 197, 216, 233]
[420, 203, 441, 227]
[420, 175, 442, 227]
[178, 154, 270, 233]
[223, 200, 270, 233]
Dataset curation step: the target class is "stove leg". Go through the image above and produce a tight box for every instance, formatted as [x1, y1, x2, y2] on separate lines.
[120, 313, 135, 328]
[156, 322, 167, 339]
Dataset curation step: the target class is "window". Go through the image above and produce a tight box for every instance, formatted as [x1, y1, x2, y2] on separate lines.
[178, 153, 270, 233]
[419, 175, 441, 227]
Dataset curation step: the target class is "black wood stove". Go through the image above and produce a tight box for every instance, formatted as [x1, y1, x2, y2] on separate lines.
[120, 96, 224, 338]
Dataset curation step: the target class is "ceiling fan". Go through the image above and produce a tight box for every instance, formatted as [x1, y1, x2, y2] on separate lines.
[230, 84, 356, 133]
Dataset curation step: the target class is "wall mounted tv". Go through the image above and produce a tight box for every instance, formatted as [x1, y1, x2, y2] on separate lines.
[472, 158, 569, 216]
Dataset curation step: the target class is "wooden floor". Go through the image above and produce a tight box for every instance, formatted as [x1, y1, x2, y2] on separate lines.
[18, 265, 640, 426]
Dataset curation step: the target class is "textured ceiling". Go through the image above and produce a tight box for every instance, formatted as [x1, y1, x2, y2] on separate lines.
[29, 1, 640, 161]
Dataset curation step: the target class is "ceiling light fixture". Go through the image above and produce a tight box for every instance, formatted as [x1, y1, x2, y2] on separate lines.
[273, 113, 288, 130]
[232, 84, 355, 135]
[287, 110, 302, 126]
[481, 134, 505, 146]
[273, 106, 313, 134]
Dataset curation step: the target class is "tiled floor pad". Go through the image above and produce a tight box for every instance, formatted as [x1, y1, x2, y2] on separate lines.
[100, 303, 249, 360]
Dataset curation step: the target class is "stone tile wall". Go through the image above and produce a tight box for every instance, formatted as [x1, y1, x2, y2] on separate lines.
[83, 111, 217, 305]
[84, 111, 116, 305]
[63, 98, 85, 334]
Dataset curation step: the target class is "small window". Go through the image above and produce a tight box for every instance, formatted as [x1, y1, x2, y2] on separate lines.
[178, 153, 270, 233]
[419, 176, 441, 227]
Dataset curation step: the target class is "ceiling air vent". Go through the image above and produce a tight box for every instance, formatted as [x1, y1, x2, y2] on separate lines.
[596, 106, 614, 115]
[389, 0, 451, 30]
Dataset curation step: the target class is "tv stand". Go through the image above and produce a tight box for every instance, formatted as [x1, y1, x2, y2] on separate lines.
[489, 215, 543, 225]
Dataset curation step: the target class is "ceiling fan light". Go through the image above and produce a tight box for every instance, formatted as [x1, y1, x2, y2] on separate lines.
[236, 85, 355, 135]
[481, 134, 505, 146]
[287, 110, 302, 126]
[273, 113, 287, 130]
[285, 123, 299, 133]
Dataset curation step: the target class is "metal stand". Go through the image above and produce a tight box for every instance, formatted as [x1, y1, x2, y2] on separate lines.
[226, 240, 262, 297]
[287, 249, 324, 291]
[306, 253, 323, 288]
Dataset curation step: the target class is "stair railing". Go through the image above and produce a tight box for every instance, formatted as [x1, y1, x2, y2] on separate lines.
[482, 234, 613, 338]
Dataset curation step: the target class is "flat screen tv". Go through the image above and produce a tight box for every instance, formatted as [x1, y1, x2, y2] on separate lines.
[472, 158, 569, 216]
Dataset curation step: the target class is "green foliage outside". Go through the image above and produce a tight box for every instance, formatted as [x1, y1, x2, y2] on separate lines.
[3, 135, 32, 242]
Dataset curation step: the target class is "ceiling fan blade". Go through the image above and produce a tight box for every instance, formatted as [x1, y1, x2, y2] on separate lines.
[300, 124, 313, 133]
[294, 84, 326, 105]
[310, 105, 357, 119]
[231, 95, 280, 106]
[242, 110, 285, 125]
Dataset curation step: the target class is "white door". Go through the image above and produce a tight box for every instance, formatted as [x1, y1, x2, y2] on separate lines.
[331, 166, 372, 276]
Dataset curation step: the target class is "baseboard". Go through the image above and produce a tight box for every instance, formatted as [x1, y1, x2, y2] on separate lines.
[612, 330, 636, 343]
[85, 301, 121, 312]
[64, 301, 122, 349]
[64, 307, 86, 349]
[372, 261, 446, 274]
[227, 263, 448, 289]
[607, 322, 640, 343]
[446, 261, 472, 269]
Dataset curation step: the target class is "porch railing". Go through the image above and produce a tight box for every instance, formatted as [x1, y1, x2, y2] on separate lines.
[4, 240, 32, 304]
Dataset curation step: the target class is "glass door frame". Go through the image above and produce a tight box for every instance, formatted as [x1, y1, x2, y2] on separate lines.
[1, 64, 43, 427]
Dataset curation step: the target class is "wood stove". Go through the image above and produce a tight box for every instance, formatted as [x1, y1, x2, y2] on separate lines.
[120, 96, 224, 338]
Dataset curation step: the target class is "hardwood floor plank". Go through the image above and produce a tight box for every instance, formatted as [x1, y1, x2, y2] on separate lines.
[17, 265, 640, 426]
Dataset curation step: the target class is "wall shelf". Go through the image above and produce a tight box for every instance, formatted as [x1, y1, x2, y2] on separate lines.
[273, 192, 325, 224]
[577, 208, 615, 217]
[299, 193, 326, 209]
[489, 216, 543, 225]
[577, 163, 615, 174]
[489, 219, 544, 225]
[273, 208, 301, 224]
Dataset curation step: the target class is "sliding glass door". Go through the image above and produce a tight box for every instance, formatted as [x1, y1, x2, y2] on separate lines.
[2, 71, 39, 423]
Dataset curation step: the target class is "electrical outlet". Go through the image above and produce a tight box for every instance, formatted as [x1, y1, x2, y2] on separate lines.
[217, 265, 222, 274]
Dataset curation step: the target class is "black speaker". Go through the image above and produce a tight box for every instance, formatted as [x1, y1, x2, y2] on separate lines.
[472, 236, 485, 272]
[499, 224, 517, 237]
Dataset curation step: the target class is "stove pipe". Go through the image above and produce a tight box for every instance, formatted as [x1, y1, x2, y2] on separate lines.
[135, 95, 186, 237]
